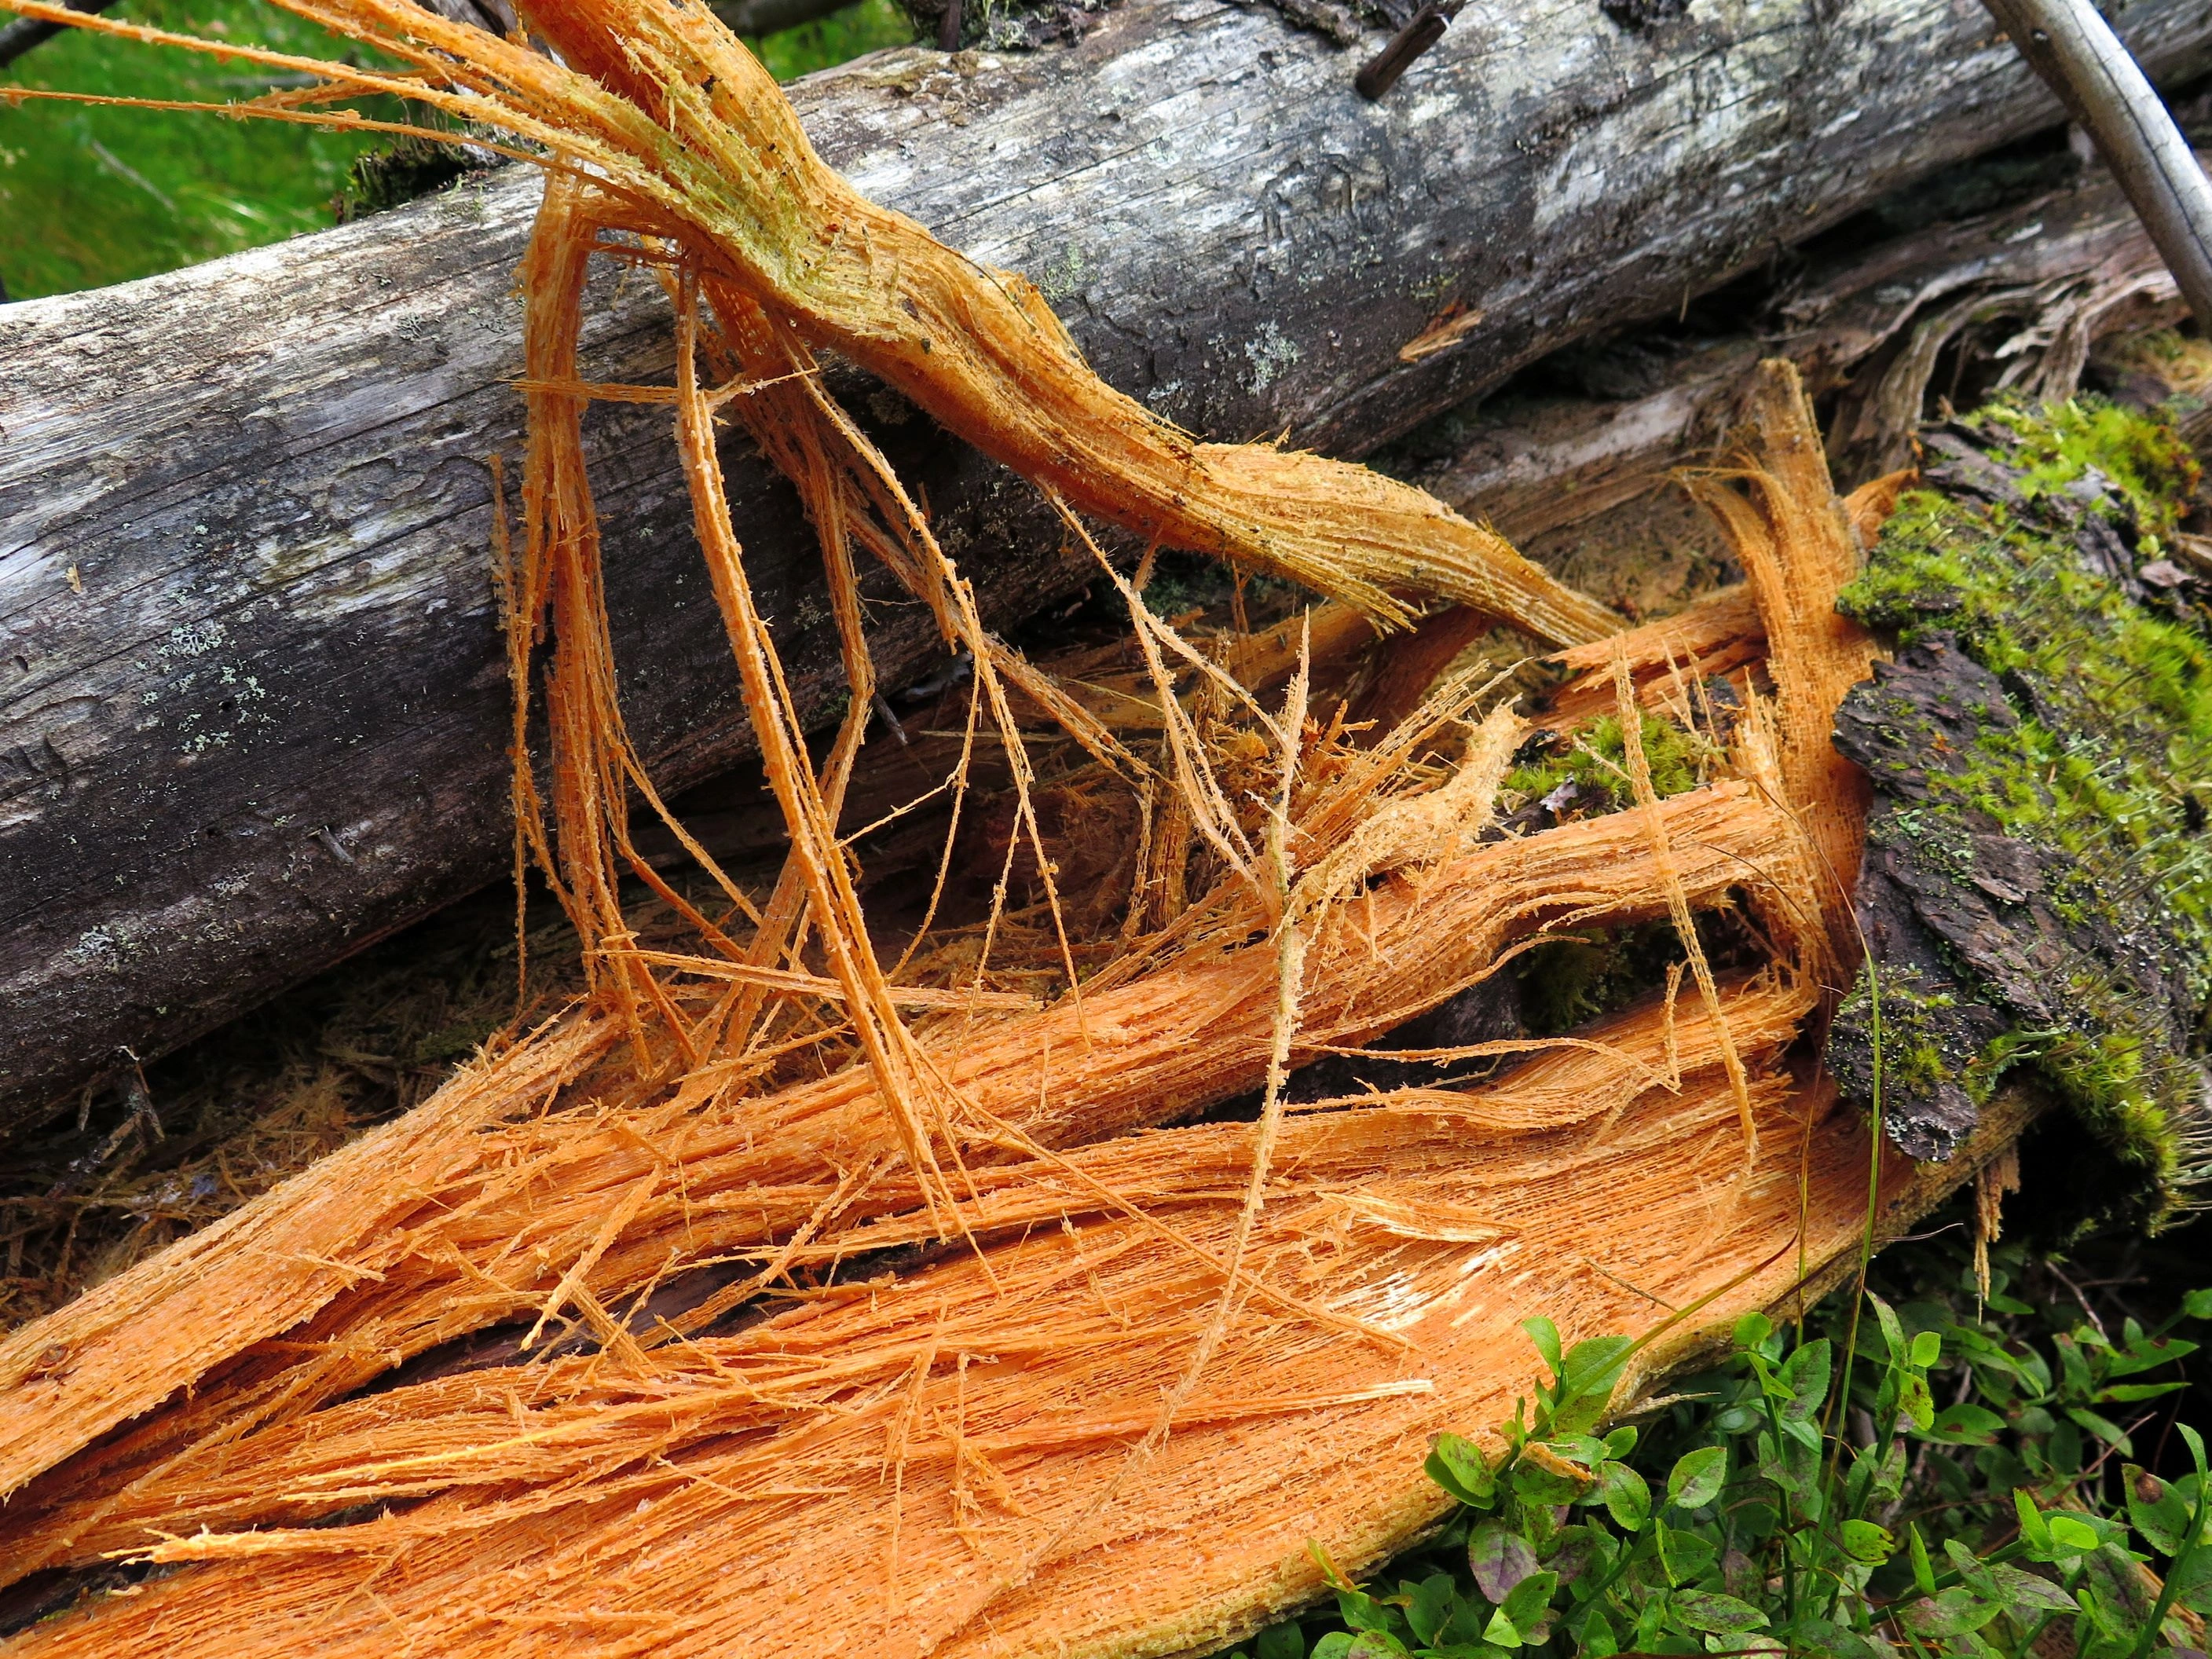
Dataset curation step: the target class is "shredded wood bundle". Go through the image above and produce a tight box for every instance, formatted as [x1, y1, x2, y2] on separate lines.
[3, 985, 1974, 1659]
[0, 369, 1902, 1659]
[5, 981, 1808, 1561]
[0, 0, 1914, 1638]
[0, 777, 1796, 1570]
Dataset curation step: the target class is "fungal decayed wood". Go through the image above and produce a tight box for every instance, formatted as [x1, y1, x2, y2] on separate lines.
[2, 0, 2210, 1651]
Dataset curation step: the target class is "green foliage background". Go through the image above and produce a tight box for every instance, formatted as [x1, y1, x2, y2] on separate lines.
[1228, 1234, 2212, 1659]
[0, 0, 912, 299]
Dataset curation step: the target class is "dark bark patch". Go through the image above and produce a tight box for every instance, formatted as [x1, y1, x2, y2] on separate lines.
[1828, 401, 2212, 1234]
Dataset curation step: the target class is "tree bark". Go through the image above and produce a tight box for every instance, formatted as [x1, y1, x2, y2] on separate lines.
[3, 0, 2210, 1136]
[1426, 148, 2189, 554]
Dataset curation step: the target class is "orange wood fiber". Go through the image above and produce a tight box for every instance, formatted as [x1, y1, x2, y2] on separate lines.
[6, 984, 1925, 1659]
[0, 0, 1913, 1634]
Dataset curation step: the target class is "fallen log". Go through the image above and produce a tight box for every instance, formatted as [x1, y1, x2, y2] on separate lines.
[5, 0, 2212, 1136]
[0, 354, 2084, 1659]
[1424, 145, 2194, 568]
[646, 149, 2194, 882]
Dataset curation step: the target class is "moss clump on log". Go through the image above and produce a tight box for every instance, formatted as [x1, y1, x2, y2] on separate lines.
[1501, 712, 1714, 819]
[1828, 398, 2212, 1230]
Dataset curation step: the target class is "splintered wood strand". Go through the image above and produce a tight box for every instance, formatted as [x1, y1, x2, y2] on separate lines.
[1677, 362, 1881, 962]
[0, 0, 1617, 643]
[7, 989, 1950, 1659]
[0, 782, 1796, 1558]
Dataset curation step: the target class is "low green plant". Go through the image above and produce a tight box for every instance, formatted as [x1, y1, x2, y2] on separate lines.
[1225, 1252, 2212, 1659]
[0, 0, 913, 298]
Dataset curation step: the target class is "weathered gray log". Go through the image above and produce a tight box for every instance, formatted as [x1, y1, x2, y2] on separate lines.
[5, 0, 2212, 1137]
[1426, 149, 2188, 556]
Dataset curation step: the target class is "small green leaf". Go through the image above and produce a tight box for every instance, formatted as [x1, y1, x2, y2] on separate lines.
[2015, 1490, 2053, 1554]
[1522, 1317, 1565, 1385]
[1500, 1571, 1557, 1635]
[1921, 1401, 2006, 1445]
[1426, 1434, 1496, 1508]
[1511, 1444, 1593, 1506]
[1561, 1335, 1635, 1398]
[1734, 1311, 1774, 1350]
[1982, 1563, 2080, 1618]
[1943, 1537, 1999, 1599]
[1840, 1518, 1896, 1565]
[1779, 1339, 1833, 1416]
[1909, 1524, 1937, 1597]
[1672, 1591, 1770, 1635]
[2100, 1382, 2190, 1402]
[1553, 1337, 1635, 1434]
[1312, 1636, 1355, 1659]
[1336, 1588, 1395, 1634]
[2066, 1406, 2133, 1452]
[1343, 1634, 1410, 1659]
[1895, 1368, 1936, 1433]
[2105, 1335, 2196, 1378]
[1544, 1527, 1602, 1588]
[2125, 1465, 2193, 1556]
[1782, 1616, 1890, 1659]
[1901, 1587, 2003, 1636]
[1909, 1328, 1942, 1369]
[1871, 1294, 1908, 1364]
[1597, 1461, 1650, 1532]
[2046, 1514, 2101, 1553]
[1601, 1425, 1637, 1459]
[1666, 1445, 1727, 1513]
[1256, 1625, 1306, 1659]
[2167, 1537, 2212, 1613]
[1407, 1574, 1458, 1646]
[1576, 1606, 1618, 1658]
[1468, 1521, 1540, 1604]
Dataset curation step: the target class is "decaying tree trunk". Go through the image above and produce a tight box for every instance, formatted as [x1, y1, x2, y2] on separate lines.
[4, 0, 2210, 1135]
[1430, 153, 2192, 561]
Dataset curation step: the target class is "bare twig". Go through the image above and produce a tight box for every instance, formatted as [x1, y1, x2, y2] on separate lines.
[0, 0, 112, 71]
[1354, 0, 1459, 99]
[1978, 0, 2212, 328]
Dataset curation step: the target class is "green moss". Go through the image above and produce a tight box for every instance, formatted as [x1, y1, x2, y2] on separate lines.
[1840, 436, 2212, 999]
[1515, 922, 1684, 1037]
[1503, 712, 1707, 816]
[1829, 962, 1962, 1106]
[1963, 1023, 2182, 1185]
[1835, 397, 2212, 1226]
[1979, 397, 2201, 541]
